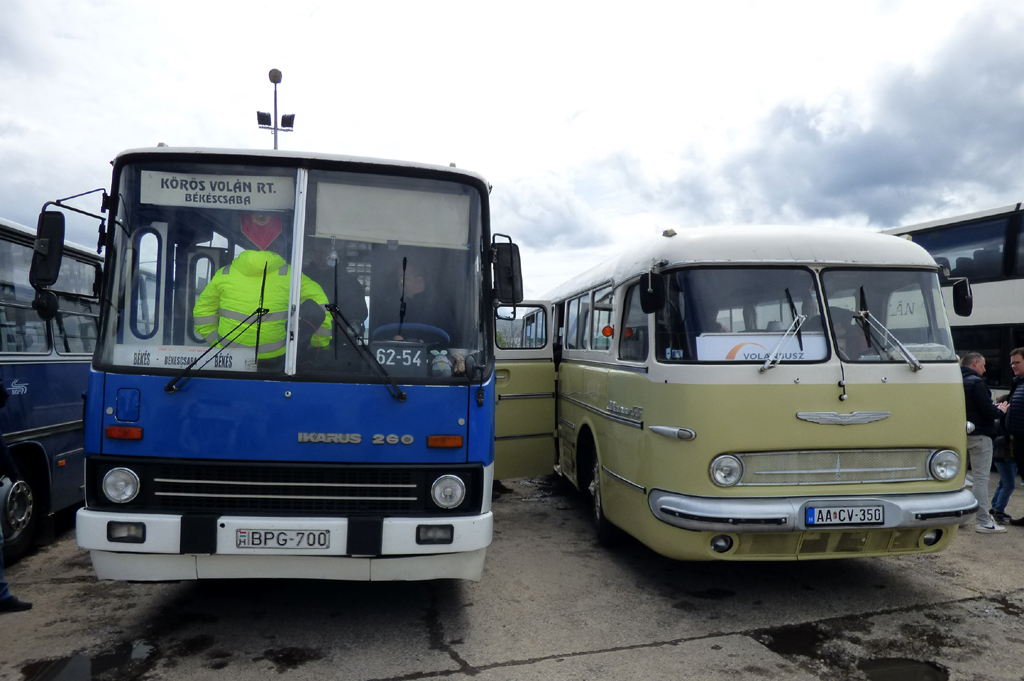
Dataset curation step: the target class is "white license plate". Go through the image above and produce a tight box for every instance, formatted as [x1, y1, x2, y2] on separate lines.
[236, 529, 331, 549]
[805, 506, 884, 526]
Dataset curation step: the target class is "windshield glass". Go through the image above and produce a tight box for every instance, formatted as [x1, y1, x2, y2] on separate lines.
[820, 269, 956, 362]
[655, 267, 827, 363]
[98, 161, 485, 382]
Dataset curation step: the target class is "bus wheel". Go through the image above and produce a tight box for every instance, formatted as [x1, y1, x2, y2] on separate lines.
[589, 457, 621, 546]
[1, 476, 37, 565]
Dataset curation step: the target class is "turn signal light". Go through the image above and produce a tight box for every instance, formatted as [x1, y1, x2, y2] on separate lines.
[105, 425, 143, 440]
[427, 435, 463, 448]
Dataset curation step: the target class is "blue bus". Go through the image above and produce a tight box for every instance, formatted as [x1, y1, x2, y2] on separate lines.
[1, 217, 101, 563]
[30, 148, 522, 581]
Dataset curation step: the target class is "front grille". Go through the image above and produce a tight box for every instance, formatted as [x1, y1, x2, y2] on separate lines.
[736, 449, 932, 486]
[87, 456, 482, 516]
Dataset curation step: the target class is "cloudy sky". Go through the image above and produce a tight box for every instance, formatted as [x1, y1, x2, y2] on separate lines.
[3, 1, 1024, 296]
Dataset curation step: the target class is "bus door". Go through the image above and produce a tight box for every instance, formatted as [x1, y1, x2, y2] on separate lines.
[493, 301, 557, 479]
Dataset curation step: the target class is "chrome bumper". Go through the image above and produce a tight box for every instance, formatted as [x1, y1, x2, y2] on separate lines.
[648, 487, 978, 533]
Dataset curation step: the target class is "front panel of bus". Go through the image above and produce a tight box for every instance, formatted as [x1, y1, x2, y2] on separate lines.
[77, 153, 497, 580]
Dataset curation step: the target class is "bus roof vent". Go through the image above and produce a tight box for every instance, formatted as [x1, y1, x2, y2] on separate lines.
[662, 229, 677, 238]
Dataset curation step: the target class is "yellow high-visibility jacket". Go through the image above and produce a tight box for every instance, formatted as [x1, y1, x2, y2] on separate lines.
[193, 250, 331, 358]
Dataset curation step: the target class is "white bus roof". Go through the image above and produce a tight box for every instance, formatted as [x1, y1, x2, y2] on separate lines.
[885, 203, 1024, 235]
[113, 147, 490, 187]
[0, 216, 100, 261]
[544, 225, 939, 300]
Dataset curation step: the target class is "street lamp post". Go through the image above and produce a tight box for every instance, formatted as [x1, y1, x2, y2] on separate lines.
[256, 68, 294, 149]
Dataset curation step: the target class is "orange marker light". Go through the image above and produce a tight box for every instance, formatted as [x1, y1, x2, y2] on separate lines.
[427, 435, 464, 449]
[106, 425, 143, 440]
[602, 325, 614, 338]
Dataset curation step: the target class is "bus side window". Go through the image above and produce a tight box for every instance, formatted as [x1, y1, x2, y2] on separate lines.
[591, 286, 613, 350]
[619, 283, 648, 362]
[0, 238, 50, 353]
[564, 297, 580, 350]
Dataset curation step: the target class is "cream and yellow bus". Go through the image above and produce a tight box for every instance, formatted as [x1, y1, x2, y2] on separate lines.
[495, 226, 978, 561]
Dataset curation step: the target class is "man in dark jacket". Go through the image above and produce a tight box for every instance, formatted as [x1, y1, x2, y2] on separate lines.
[961, 352, 1007, 532]
[1002, 349, 1024, 526]
[0, 384, 32, 612]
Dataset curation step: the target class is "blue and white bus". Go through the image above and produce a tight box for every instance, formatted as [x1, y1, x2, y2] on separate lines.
[31, 147, 522, 581]
[1, 217, 101, 563]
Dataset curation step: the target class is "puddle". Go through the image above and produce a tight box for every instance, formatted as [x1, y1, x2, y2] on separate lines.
[756, 622, 827, 657]
[858, 657, 948, 681]
[22, 640, 155, 681]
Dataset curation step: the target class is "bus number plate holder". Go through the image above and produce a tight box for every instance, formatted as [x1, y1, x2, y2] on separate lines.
[805, 506, 884, 526]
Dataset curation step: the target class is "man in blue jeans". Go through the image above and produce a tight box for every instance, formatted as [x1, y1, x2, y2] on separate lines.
[0, 384, 32, 613]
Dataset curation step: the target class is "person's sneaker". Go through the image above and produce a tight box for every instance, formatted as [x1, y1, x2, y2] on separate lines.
[993, 511, 1013, 523]
[976, 521, 1007, 533]
[1009, 516, 1024, 526]
[0, 597, 32, 613]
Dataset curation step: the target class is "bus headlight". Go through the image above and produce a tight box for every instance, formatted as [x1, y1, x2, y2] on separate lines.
[928, 450, 960, 481]
[710, 455, 744, 487]
[430, 475, 466, 509]
[102, 467, 141, 503]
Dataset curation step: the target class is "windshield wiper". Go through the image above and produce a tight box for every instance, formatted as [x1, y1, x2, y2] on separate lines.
[164, 305, 270, 393]
[324, 304, 407, 402]
[166, 264, 272, 393]
[855, 309, 923, 371]
[759, 314, 807, 373]
[784, 287, 803, 351]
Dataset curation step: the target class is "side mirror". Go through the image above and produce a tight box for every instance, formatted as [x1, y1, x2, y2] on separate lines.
[30, 211, 66, 288]
[639, 272, 666, 314]
[952, 278, 973, 317]
[493, 239, 524, 304]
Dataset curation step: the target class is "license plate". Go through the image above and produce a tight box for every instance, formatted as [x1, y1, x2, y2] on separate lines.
[236, 529, 331, 549]
[805, 506, 884, 526]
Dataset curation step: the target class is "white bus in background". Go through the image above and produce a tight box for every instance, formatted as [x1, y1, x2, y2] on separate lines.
[886, 204, 1024, 391]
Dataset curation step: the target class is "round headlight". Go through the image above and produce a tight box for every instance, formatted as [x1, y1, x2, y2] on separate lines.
[929, 450, 960, 481]
[102, 467, 140, 503]
[430, 475, 466, 509]
[710, 455, 744, 487]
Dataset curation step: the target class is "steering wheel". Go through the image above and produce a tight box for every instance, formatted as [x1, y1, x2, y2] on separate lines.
[371, 323, 450, 346]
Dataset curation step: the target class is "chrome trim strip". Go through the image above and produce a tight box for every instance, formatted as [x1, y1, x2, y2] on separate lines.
[648, 487, 978, 533]
[558, 417, 575, 430]
[154, 492, 417, 501]
[154, 477, 416, 489]
[796, 411, 891, 425]
[495, 432, 555, 441]
[649, 426, 696, 441]
[559, 394, 643, 429]
[601, 465, 645, 493]
[753, 466, 918, 475]
[494, 357, 554, 363]
[5, 420, 84, 444]
[498, 392, 555, 401]
[560, 358, 648, 373]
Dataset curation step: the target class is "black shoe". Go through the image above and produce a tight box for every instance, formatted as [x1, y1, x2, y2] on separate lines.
[1009, 517, 1024, 526]
[994, 511, 1013, 523]
[0, 597, 32, 613]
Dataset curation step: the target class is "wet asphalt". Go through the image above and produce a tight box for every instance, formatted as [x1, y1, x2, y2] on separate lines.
[2, 473, 1023, 681]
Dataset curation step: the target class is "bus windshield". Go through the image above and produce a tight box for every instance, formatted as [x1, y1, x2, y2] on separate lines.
[98, 162, 485, 382]
[655, 267, 827, 363]
[820, 269, 956, 362]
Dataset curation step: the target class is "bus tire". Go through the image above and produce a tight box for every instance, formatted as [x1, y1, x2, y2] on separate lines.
[1, 472, 38, 565]
[589, 454, 621, 547]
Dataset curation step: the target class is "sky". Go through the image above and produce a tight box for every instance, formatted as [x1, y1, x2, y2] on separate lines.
[3, 1, 1024, 297]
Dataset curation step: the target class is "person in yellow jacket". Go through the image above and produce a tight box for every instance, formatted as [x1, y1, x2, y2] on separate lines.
[193, 249, 332, 360]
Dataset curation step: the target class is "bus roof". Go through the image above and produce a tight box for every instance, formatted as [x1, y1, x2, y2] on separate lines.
[544, 225, 939, 300]
[113, 146, 490, 187]
[0, 216, 100, 262]
[885, 203, 1024, 235]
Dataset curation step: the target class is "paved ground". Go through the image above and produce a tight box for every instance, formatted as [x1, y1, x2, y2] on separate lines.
[2, 473, 1023, 681]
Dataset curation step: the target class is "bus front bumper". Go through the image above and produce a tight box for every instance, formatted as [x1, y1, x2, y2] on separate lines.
[76, 509, 492, 581]
[648, 488, 978, 533]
